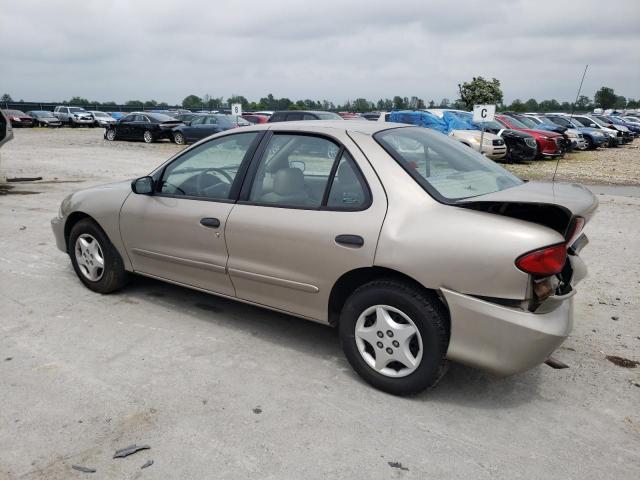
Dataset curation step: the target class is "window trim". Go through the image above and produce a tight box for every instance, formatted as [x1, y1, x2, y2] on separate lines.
[151, 130, 265, 203]
[237, 130, 372, 212]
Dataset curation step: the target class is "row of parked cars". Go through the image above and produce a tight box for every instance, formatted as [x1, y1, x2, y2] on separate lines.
[3, 106, 638, 162]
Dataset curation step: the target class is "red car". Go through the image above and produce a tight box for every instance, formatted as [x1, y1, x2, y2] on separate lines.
[496, 114, 562, 158]
[241, 114, 269, 124]
[2, 109, 34, 128]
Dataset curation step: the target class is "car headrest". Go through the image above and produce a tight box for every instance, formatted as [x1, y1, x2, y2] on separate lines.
[273, 168, 305, 196]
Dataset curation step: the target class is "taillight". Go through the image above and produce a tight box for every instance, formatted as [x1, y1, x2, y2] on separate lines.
[516, 243, 567, 276]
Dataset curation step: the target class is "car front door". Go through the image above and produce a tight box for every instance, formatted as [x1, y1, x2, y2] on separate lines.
[184, 115, 206, 142]
[225, 131, 387, 322]
[117, 115, 135, 138]
[120, 131, 263, 295]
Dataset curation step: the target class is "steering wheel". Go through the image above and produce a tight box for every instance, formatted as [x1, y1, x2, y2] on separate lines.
[196, 168, 234, 193]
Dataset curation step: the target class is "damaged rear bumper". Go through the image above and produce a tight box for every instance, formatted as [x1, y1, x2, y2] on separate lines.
[442, 287, 572, 376]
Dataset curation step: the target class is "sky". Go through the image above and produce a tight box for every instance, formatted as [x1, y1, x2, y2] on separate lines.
[1, 0, 639, 105]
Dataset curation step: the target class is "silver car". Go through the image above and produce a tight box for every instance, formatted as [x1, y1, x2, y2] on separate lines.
[51, 121, 597, 395]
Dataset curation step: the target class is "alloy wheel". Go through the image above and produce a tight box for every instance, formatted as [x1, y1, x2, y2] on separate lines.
[143, 131, 153, 143]
[74, 234, 105, 282]
[174, 132, 185, 145]
[354, 305, 423, 378]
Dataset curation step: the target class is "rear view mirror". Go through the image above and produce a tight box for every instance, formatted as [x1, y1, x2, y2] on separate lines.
[290, 160, 306, 172]
[131, 176, 154, 195]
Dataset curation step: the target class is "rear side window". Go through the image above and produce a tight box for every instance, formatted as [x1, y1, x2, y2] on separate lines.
[374, 127, 522, 201]
[247, 134, 369, 210]
[269, 113, 286, 122]
[286, 113, 303, 121]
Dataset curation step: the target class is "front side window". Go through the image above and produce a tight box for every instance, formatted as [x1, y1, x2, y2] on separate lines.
[191, 116, 205, 125]
[375, 127, 522, 201]
[160, 132, 259, 200]
[248, 134, 345, 208]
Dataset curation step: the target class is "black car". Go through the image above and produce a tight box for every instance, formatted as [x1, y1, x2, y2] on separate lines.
[26, 110, 63, 127]
[104, 112, 182, 143]
[171, 114, 250, 145]
[478, 119, 538, 163]
[268, 110, 343, 122]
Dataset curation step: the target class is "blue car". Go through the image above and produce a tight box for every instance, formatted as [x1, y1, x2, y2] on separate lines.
[609, 116, 640, 137]
[545, 115, 609, 150]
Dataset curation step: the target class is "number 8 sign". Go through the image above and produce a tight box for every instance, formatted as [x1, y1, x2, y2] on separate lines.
[231, 103, 242, 116]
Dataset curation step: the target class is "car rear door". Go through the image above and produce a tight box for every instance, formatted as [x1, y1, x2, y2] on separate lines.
[120, 131, 264, 295]
[224, 130, 387, 322]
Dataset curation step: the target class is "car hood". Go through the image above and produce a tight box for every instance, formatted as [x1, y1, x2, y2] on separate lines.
[456, 181, 598, 228]
[519, 128, 561, 138]
[496, 129, 534, 140]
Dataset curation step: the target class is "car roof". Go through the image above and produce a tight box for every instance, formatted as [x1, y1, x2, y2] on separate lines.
[235, 119, 407, 136]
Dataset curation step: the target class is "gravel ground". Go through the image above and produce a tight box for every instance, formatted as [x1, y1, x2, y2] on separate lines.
[503, 143, 640, 186]
[0, 128, 639, 479]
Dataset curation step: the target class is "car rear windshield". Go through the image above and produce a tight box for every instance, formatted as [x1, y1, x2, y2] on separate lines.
[374, 127, 522, 201]
[317, 113, 342, 120]
[148, 113, 176, 122]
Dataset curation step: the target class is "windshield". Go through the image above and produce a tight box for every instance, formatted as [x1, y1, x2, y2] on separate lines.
[6, 110, 26, 116]
[317, 112, 343, 120]
[374, 127, 522, 201]
[92, 111, 109, 117]
[547, 116, 572, 127]
[69, 107, 85, 113]
[513, 116, 539, 128]
[500, 115, 528, 129]
[623, 116, 640, 122]
[590, 116, 609, 127]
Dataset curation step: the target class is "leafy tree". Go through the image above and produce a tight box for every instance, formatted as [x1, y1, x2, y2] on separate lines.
[158, 102, 169, 107]
[1, 93, 12, 102]
[352, 98, 373, 112]
[523, 98, 538, 111]
[574, 95, 591, 111]
[427, 100, 435, 108]
[227, 95, 249, 109]
[416, 98, 426, 109]
[627, 98, 640, 109]
[143, 100, 158, 108]
[457, 76, 503, 110]
[392, 96, 407, 110]
[102, 101, 117, 107]
[125, 100, 143, 108]
[439, 98, 450, 108]
[594, 86, 616, 109]
[376, 98, 393, 111]
[537, 99, 561, 112]
[69, 96, 89, 106]
[614, 95, 627, 109]
[509, 99, 525, 112]
[182, 94, 203, 109]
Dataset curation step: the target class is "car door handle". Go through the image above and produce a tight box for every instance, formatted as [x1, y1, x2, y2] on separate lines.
[200, 217, 220, 228]
[335, 234, 364, 247]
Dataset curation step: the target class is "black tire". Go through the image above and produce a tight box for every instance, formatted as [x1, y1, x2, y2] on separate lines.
[105, 129, 116, 141]
[69, 119, 76, 128]
[585, 137, 594, 150]
[173, 131, 186, 145]
[143, 130, 154, 143]
[339, 279, 449, 396]
[68, 218, 129, 294]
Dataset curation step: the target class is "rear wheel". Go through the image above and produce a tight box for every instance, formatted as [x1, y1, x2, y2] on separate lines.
[339, 279, 449, 395]
[143, 130, 154, 143]
[68, 219, 129, 294]
[585, 137, 594, 150]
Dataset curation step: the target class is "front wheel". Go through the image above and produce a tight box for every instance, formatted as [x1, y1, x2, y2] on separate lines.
[173, 131, 186, 145]
[143, 130, 154, 143]
[105, 129, 116, 141]
[68, 219, 129, 294]
[339, 279, 449, 395]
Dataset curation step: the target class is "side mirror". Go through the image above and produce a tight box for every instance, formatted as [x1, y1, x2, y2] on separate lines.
[290, 160, 306, 172]
[589, 123, 597, 128]
[131, 176, 154, 195]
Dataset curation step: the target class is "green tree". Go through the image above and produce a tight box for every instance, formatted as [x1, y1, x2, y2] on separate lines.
[227, 95, 249, 109]
[102, 101, 117, 107]
[416, 98, 426, 109]
[537, 99, 561, 112]
[393, 96, 407, 109]
[457, 76, 503, 110]
[614, 95, 627, 109]
[627, 98, 640, 109]
[125, 100, 144, 108]
[427, 100, 435, 108]
[523, 98, 539, 111]
[143, 100, 158, 108]
[438, 98, 450, 108]
[509, 99, 525, 112]
[352, 98, 373, 112]
[182, 94, 203, 109]
[1, 93, 12, 102]
[574, 95, 591, 111]
[68, 96, 89, 106]
[594, 86, 616, 109]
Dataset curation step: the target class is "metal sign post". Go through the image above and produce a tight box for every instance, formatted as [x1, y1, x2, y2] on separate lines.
[473, 104, 496, 156]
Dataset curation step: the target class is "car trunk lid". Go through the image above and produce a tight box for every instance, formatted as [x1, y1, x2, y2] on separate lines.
[455, 181, 598, 238]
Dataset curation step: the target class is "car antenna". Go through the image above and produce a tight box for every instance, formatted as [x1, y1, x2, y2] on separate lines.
[553, 64, 588, 183]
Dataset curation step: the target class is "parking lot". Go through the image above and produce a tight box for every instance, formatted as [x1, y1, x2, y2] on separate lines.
[1, 128, 639, 479]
